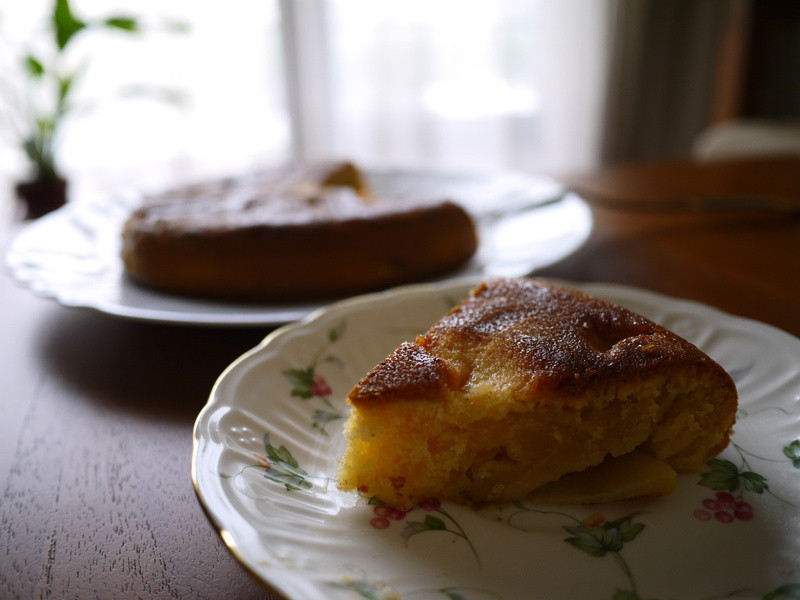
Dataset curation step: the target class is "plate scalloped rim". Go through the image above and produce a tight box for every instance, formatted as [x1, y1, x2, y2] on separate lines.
[5, 170, 591, 326]
[193, 277, 800, 600]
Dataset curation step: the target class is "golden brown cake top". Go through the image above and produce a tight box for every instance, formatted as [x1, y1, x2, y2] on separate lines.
[125, 162, 464, 233]
[349, 277, 735, 405]
[349, 342, 455, 402]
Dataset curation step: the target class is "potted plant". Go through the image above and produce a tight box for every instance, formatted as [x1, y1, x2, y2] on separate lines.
[11, 0, 185, 219]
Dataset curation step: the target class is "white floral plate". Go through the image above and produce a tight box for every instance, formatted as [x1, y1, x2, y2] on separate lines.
[5, 169, 590, 326]
[192, 278, 800, 600]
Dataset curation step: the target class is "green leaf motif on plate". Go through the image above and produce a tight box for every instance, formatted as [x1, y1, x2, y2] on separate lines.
[401, 514, 447, 540]
[699, 458, 768, 495]
[783, 440, 800, 469]
[283, 366, 318, 399]
[281, 321, 347, 434]
[508, 507, 648, 599]
[312, 409, 342, 432]
[365, 496, 481, 566]
[328, 320, 346, 343]
[258, 433, 312, 491]
[691, 434, 800, 521]
[563, 512, 645, 558]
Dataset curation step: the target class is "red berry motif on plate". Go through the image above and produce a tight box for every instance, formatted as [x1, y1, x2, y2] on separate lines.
[281, 321, 346, 434]
[696, 438, 800, 521]
[369, 504, 408, 530]
[309, 374, 332, 397]
[365, 496, 479, 565]
[695, 453, 767, 522]
[693, 492, 753, 523]
[418, 498, 442, 511]
[369, 516, 390, 530]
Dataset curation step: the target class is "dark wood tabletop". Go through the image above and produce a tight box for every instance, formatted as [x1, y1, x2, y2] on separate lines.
[541, 155, 800, 339]
[1, 155, 799, 600]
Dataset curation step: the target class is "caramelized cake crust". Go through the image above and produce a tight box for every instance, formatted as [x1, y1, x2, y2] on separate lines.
[338, 277, 738, 508]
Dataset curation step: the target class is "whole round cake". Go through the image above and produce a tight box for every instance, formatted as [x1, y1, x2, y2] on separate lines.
[120, 162, 479, 302]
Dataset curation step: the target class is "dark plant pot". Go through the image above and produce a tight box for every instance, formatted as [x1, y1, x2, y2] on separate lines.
[15, 176, 68, 220]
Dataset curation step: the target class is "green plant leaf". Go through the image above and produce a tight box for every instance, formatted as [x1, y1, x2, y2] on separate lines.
[117, 84, 188, 106]
[23, 137, 41, 163]
[24, 54, 45, 77]
[35, 116, 56, 134]
[57, 73, 78, 106]
[102, 16, 140, 32]
[53, 0, 87, 49]
[162, 18, 191, 33]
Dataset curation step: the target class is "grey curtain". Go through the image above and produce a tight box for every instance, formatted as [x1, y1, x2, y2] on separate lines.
[600, 0, 733, 163]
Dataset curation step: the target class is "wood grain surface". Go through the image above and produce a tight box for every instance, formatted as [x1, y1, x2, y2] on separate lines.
[544, 156, 800, 338]
[1, 156, 798, 599]
[0, 215, 275, 599]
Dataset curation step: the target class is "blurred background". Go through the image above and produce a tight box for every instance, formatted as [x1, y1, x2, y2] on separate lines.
[1, 0, 798, 207]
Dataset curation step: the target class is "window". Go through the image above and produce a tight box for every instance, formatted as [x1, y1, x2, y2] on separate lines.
[1, 0, 289, 194]
[1, 0, 609, 199]
[290, 0, 610, 174]
[328, 1, 550, 169]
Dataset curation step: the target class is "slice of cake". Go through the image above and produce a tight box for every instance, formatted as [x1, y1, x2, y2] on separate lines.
[337, 277, 737, 509]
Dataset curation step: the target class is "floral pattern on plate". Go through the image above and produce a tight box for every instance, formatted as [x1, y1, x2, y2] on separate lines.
[193, 278, 800, 600]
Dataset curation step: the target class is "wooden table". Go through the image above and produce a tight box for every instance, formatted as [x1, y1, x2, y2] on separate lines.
[1, 156, 799, 599]
[541, 155, 800, 339]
